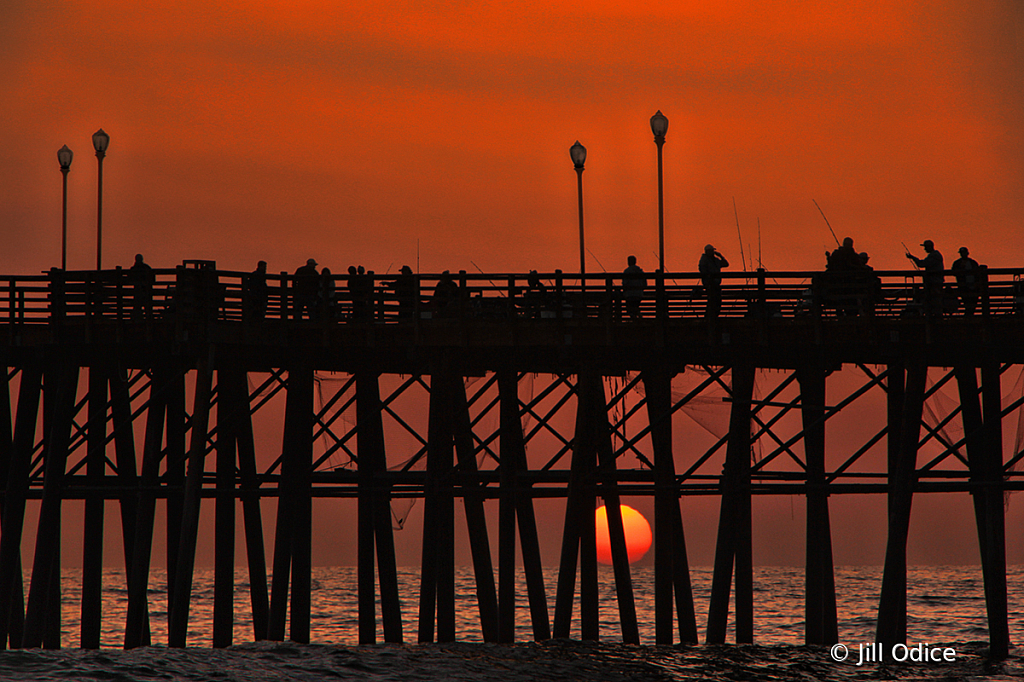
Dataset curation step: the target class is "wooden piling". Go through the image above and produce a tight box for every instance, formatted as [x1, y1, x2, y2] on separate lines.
[453, 377, 498, 642]
[80, 367, 108, 649]
[168, 360, 213, 647]
[234, 371, 270, 641]
[497, 370, 517, 643]
[876, 361, 927, 648]
[108, 369, 148, 647]
[269, 363, 314, 642]
[980, 363, 1009, 659]
[594, 380, 640, 644]
[213, 367, 239, 648]
[164, 370, 187, 611]
[0, 367, 40, 649]
[288, 365, 314, 644]
[553, 371, 599, 640]
[497, 370, 551, 641]
[643, 369, 698, 644]
[419, 367, 456, 642]
[0, 368, 27, 650]
[797, 363, 838, 645]
[23, 364, 79, 648]
[707, 362, 754, 643]
[356, 372, 403, 643]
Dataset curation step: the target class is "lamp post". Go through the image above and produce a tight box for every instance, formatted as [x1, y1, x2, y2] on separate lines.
[570, 141, 587, 288]
[92, 129, 109, 270]
[58, 145, 73, 270]
[650, 111, 668, 272]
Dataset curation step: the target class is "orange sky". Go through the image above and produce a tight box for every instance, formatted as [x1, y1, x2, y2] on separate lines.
[3, 1, 1024, 575]
[2, 1, 1022, 277]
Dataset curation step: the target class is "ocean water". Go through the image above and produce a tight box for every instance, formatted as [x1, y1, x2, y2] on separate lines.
[0, 565, 1020, 680]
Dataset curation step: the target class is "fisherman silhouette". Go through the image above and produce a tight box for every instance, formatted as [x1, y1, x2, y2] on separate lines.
[698, 245, 729, 319]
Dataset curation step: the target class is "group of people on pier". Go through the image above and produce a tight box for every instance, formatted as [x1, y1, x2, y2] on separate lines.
[106, 237, 986, 324]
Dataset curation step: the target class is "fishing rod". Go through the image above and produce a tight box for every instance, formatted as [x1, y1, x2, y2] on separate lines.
[470, 260, 506, 297]
[733, 197, 748, 271]
[901, 241, 921, 270]
[586, 248, 607, 273]
[812, 199, 841, 248]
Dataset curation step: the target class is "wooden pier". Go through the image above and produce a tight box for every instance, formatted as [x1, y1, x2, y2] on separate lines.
[0, 263, 1021, 656]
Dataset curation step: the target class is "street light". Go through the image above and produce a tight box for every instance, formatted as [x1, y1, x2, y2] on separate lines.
[57, 145, 73, 270]
[650, 111, 668, 272]
[92, 129, 109, 270]
[570, 141, 587, 287]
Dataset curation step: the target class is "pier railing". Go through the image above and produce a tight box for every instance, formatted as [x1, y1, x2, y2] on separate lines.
[3, 264, 1022, 326]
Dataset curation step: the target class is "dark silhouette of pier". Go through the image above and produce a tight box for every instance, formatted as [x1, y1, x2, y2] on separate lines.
[0, 262, 1022, 657]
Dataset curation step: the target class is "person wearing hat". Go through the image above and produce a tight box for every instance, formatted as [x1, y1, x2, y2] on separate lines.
[951, 246, 981, 316]
[906, 240, 944, 315]
[699, 244, 729, 319]
[293, 257, 320, 319]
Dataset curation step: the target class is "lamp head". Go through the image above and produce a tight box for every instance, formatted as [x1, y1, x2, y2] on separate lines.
[569, 140, 587, 170]
[92, 129, 110, 156]
[650, 110, 668, 140]
[57, 145, 73, 170]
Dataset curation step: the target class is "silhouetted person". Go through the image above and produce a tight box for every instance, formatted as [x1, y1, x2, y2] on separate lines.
[388, 265, 416, 320]
[698, 245, 729, 319]
[524, 270, 548, 318]
[826, 237, 868, 272]
[319, 267, 337, 319]
[622, 256, 646, 321]
[906, 240, 944, 315]
[247, 260, 268, 320]
[293, 258, 319, 319]
[951, 246, 980, 316]
[129, 253, 155, 320]
[346, 265, 374, 321]
[433, 270, 459, 316]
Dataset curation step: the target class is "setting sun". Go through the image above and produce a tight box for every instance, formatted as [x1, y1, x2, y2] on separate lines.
[595, 504, 652, 565]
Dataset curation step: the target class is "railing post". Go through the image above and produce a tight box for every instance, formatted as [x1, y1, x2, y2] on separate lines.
[980, 265, 990, 318]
